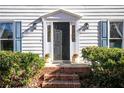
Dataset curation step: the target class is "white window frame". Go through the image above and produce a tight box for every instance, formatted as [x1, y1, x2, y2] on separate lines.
[108, 20, 124, 48]
[0, 21, 15, 51]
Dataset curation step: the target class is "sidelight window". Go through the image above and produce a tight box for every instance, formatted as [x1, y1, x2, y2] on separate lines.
[72, 25, 76, 42]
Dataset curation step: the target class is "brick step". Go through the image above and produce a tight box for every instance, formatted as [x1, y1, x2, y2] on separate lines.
[40, 66, 90, 88]
[44, 73, 79, 81]
[45, 67, 91, 74]
[42, 80, 81, 88]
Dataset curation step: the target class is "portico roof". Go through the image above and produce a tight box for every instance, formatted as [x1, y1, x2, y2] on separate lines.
[41, 9, 82, 20]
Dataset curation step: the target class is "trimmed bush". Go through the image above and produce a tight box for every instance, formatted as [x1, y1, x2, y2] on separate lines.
[0, 51, 45, 88]
[81, 46, 124, 87]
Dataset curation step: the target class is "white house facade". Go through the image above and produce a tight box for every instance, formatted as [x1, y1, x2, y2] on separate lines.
[0, 5, 124, 63]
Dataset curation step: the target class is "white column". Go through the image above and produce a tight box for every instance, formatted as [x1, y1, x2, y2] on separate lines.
[51, 22, 54, 61]
[43, 19, 47, 57]
[75, 21, 80, 55]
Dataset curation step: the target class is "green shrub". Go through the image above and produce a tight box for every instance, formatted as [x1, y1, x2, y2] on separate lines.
[0, 51, 45, 87]
[81, 46, 124, 87]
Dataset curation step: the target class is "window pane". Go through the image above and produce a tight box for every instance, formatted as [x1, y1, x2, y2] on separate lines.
[0, 23, 13, 39]
[109, 39, 122, 48]
[0, 40, 13, 51]
[72, 25, 75, 42]
[110, 22, 123, 38]
[47, 25, 51, 42]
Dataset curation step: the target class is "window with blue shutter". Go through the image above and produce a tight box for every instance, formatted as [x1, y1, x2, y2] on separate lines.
[14, 21, 21, 52]
[0, 21, 21, 51]
[0, 22, 13, 51]
[100, 21, 108, 47]
[109, 22, 123, 48]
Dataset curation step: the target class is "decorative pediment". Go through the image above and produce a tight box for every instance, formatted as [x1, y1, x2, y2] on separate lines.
[41, 9, 81, 20]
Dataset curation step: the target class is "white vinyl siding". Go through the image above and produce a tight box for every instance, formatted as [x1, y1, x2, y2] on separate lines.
[0, 5, 124, 57]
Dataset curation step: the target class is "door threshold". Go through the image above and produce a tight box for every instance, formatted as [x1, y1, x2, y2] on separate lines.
[53, 60, 71, 64]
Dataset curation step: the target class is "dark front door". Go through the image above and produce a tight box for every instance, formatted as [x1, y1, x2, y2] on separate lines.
[53, 22, 70, 60]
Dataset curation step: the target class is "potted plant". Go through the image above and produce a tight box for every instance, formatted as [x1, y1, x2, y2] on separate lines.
[72, 54, 79, 64]
[45, 53, 51, 63]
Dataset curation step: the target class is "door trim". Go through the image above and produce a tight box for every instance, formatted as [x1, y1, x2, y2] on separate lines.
[43, 20, 79, 63]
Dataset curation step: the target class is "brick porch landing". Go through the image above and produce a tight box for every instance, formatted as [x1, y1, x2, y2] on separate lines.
[45, 62, 90, 67]
[40, 63, 91, 88]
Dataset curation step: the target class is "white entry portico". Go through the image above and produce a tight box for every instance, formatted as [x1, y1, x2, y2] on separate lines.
[42, 9, 81, 63]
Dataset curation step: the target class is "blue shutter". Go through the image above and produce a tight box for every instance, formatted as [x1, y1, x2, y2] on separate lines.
[100, 21, 108, 47]
[15, 21, 21, 52]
